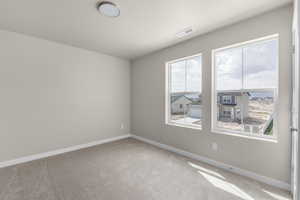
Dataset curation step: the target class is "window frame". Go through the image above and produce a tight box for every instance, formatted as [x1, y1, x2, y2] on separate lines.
[165, 53, 203, 130]
[211, 34, 279, 140]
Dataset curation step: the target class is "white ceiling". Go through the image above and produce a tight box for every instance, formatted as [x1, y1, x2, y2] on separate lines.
[0, 0, 292, 59]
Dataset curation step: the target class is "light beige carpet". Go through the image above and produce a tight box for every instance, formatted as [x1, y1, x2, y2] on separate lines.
[0, 138, 291, 200]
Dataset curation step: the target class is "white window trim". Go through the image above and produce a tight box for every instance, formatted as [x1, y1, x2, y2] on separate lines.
[211, 34, 279, 140]
[165, 53, 203, 131]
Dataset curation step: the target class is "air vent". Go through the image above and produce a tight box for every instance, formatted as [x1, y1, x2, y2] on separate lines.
[176, 27, 193, 38]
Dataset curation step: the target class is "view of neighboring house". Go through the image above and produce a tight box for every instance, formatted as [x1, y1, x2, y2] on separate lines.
[217, 92, 250, 122]
[216, 91, 275, 135]
[171, 91, 274, 135]
[171, 92, 202, 119]
[170, 91, 250, 122]
[171, 94, 193, 114]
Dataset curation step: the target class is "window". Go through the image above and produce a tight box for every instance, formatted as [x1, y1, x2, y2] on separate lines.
[212, 35, 278, 139]
[222, 96, 232, 104]
[166, 54, 202, 129]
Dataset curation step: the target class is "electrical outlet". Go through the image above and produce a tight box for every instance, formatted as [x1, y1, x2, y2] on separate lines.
[212, 142, 218, 151]
[120, 123, 124, 130]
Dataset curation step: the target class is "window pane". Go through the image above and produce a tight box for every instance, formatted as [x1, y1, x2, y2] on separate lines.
[170, 92, 202, 127]
[248, 91, 275, 135]
[216, 90, 275, 135]
[216, 47, 243, 90]
[244, 39, 278, 89]
[186, 56, 202, 92]
[171, 60, 186, 93]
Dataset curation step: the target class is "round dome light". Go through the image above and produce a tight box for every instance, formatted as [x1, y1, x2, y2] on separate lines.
[97, 1, 120, 17]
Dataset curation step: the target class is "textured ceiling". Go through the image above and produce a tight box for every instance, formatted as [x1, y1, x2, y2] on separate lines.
[0, 0, 292, 59]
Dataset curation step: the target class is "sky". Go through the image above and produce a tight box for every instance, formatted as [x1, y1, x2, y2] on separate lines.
[216, 39, 278, 90]
[171, 56, 202, 93]
[170, 39, 278, 93]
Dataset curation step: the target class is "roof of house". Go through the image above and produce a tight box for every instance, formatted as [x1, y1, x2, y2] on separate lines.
[171, 91, 250, 104]
[217, 91, 251, 96]
[171, 92, 201, 104]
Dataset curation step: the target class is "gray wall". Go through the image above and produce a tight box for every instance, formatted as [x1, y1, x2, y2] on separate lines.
[0, 30, 130, 162]
[131, 5, 292, 183]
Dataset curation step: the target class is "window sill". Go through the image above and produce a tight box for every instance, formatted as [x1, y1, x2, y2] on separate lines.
[166, 122, 202, 131]
[211, 129, 277, 143]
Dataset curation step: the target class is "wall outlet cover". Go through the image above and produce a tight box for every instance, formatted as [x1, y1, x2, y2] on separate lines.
[212, 142, 218, 151]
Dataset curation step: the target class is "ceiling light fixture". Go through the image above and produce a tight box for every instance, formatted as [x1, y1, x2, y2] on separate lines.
[97, 1, 120, 17]
[176, 27, 193, 38]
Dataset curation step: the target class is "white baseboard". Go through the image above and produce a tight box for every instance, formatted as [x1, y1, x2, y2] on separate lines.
[130, 134, 291, 191]
[0, 134, 131, 168]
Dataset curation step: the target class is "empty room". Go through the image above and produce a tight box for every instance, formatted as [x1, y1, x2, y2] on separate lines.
[0, 0, 299, 199]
